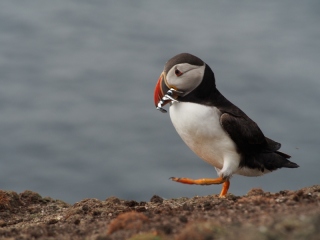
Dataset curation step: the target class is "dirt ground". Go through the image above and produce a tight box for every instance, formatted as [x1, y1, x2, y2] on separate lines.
[0, 185, 319, 240]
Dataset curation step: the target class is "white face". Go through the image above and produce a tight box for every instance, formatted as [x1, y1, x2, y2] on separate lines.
[165, 63, 206, 97]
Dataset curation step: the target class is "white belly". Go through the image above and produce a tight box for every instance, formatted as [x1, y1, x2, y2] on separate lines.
[169, 102, 241, 177]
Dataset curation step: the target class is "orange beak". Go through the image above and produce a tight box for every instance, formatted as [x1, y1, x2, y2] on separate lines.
[153, 72, 170, 108]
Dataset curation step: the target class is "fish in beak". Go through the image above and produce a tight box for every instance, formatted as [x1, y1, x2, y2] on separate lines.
[153, 72, 183, 113]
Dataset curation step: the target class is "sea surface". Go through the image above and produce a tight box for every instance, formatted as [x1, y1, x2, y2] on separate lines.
[1, 0, 319, 203]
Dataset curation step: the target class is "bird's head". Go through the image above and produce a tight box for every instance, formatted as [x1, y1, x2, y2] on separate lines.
[154, 53, 215, 112]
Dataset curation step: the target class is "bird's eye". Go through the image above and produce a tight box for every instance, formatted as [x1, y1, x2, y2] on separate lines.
[175, 69, 183, 76]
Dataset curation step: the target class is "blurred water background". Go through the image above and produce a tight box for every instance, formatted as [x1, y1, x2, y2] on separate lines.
[0, 0, 319, 203]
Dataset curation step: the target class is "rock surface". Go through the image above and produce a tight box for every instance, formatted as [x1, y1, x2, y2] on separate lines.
[0, 186, 319, 239]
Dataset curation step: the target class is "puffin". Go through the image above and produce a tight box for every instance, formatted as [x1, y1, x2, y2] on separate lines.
[153, 53, 299, 198]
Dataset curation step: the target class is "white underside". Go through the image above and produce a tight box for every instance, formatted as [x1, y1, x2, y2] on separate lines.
[169, 102, 267, 177]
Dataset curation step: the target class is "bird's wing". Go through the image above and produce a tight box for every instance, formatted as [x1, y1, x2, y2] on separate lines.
[220, 112, 280, 154]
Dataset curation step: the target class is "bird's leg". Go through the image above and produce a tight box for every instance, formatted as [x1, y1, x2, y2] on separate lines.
[219, 180, 230, 198]
[170, 176, 230, 198]
[170, 176, 225, 185]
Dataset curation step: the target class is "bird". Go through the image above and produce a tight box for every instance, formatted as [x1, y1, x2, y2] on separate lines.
[153, 53, 299, 198]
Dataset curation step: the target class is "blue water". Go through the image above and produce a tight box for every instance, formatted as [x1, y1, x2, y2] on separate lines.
[0, 0, 319, 203]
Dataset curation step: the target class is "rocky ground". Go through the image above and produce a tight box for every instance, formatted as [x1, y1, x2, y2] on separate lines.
[0, 185, 319, 240]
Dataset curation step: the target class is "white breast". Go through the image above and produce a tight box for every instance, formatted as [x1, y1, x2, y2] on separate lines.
[169, 102, 241, 178]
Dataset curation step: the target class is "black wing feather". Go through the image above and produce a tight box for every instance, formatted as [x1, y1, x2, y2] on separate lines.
[220, 112, 296, 171]
[220, 112, 276, 154]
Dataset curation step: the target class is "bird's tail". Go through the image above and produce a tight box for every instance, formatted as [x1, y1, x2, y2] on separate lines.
[241, 151, 299, 172]
[275, 151, 299, 168]
[262, 151, 299, 170]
